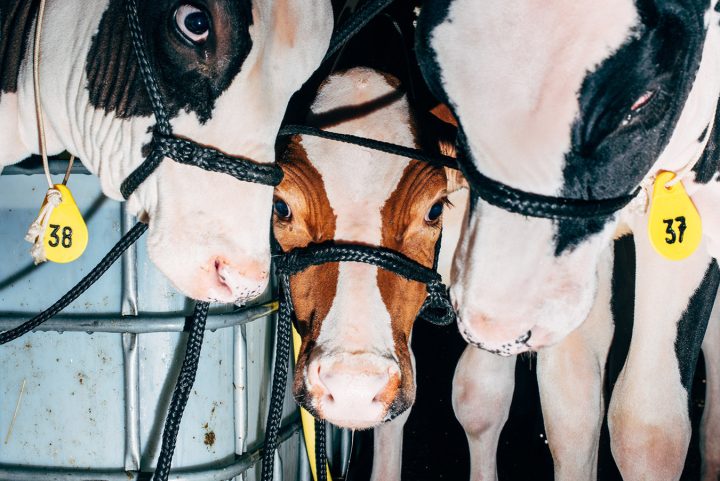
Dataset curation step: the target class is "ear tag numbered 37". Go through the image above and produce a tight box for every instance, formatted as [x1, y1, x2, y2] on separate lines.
[41, 185, 88, 263]
[647, 172, 702, 261]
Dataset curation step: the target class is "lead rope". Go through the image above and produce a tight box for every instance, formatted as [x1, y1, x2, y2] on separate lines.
[25, 0, 76, 264]
[315, 418, 328, 481]
[153, 301, 209, 480]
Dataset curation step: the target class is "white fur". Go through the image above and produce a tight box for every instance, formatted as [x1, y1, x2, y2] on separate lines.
[0, 0, 333, 303]
[430, 0, 720, 478]
[300, 70, 416, 426]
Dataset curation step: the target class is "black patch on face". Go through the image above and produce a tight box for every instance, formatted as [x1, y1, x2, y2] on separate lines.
[692, 96, 720, 183]
[0, 0, 41, 100]
[86, 0, 253, 124]
[674, 259, 719, 407]
[556, 2, 709, 254]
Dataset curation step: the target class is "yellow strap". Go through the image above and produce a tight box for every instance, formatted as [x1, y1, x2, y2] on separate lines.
[292, 324, 332, 481]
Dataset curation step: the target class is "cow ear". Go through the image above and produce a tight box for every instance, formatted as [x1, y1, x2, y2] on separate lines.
[425, 105, 467, 193]
[446, 166, 467, 193]
[430, 103, 457, 127]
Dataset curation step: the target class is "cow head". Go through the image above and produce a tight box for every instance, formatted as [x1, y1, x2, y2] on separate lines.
[273, 68, 460, 428]
[416, 0, 720, 353]
[0, 0, 332, 303]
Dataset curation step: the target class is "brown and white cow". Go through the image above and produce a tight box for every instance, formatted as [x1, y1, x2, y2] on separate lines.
[272, 67, 462, 478]
[417, 0, 720, 479]
[0, 0, 332, 303]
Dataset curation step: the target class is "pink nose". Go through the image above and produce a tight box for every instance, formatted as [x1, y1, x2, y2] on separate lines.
[210, 258, 268, 303]
[314, 361, 398, 429]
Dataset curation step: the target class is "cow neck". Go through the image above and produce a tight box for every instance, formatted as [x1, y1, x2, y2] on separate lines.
[118, 0, 283, 200]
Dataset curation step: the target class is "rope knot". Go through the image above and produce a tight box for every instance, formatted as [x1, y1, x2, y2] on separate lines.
[25, 187, 63, 265]
[419, 279, 455, 326]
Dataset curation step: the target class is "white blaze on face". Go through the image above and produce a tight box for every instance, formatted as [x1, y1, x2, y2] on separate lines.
[427, 0, 640, 352]
[299, 69, 416, 425]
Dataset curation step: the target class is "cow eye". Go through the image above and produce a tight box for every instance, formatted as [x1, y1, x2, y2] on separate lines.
[631, 90, 656, 111]
[273, 199, 291, 219]
[175, 5, 210, 43]
[425, 201, 444, 223]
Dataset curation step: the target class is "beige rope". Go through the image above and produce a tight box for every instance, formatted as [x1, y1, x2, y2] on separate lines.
[26, 0, 74, 264]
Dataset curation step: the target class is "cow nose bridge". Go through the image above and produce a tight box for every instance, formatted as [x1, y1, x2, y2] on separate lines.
[213, 258, 269, 303]
[309, 356, 400, 429]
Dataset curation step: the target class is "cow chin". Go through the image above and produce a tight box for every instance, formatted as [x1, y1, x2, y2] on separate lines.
[140, 161, 274, 303]
[294, 351, 414, 430]
[450, 207, 612, 354]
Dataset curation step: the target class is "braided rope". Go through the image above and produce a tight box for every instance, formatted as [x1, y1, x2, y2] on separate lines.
[275, 243, 455, 326]
[315, 418, 328, 481]
[260, 275, 293, 481]
[455, 130, 640, 220]
[278, 125, 458, 170]
[0, 222, 148, 345]
[124, 0, 171, 134]
[152, 301, 209, 481]
[323, 0, 396, 62]
[120, 0, 283, 200]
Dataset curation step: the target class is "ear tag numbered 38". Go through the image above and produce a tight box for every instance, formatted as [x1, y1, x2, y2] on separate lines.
[647, 172, 702, 261]
[41, 185, 88, 263]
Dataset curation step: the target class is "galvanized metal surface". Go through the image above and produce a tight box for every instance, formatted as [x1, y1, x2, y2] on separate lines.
[0, 172, 299, 481]
[0, 304, 277, 333]
[0, 417, 301, 481]
[122, 332, 141, 472]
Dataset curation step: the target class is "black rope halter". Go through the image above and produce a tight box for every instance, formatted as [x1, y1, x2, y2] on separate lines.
[454, 129, 640, 220]
[259, 119, 459, 478]
[120, 0, 283, 200]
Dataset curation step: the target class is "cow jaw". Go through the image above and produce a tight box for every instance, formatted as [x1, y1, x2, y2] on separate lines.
[450, 202, 617, 355]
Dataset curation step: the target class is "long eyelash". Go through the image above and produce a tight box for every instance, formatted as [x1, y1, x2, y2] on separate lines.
[441, 197, 454, 209]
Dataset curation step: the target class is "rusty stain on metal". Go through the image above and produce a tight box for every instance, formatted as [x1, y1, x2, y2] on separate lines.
[204, 431, 216, 447]
[5, 378, 26, 444]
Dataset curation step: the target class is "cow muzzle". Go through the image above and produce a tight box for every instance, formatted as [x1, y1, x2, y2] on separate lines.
[302, 352, 403, 429]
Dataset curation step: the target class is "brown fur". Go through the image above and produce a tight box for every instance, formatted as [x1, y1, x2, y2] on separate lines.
[378, 159, 447, 409]
[0, 0, 41, 99]
[273, 137, 339, 403]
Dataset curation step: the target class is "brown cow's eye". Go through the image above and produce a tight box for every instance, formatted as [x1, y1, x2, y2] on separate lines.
[425, 201, 444, 223]
[175, 5, 210, 43]
[273, 199, 291, 220]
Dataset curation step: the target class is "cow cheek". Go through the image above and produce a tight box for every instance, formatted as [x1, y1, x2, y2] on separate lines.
[289, 264, 339, 342]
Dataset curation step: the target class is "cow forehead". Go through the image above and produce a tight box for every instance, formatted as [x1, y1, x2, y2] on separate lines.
[433, 0, 639, 194]
[301, 69, 415, 245]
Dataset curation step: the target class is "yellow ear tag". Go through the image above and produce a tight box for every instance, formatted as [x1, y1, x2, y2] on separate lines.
[647, 172, 702, 261]
[42, 184, 88, 263]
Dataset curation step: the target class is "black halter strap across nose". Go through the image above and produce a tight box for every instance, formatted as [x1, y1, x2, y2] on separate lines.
[455, 129, 640, 219]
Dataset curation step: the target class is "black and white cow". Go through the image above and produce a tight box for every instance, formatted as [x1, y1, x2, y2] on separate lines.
[417, 0, 720, 479]
[0, 0, 332, 303]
